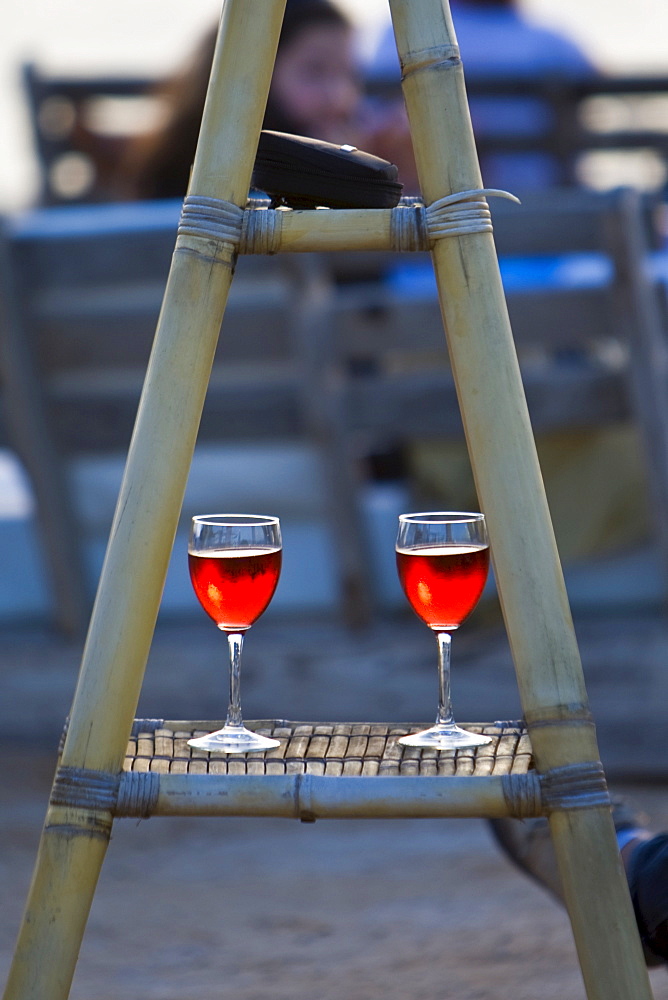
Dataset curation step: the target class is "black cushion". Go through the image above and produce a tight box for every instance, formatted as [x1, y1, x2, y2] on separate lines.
[252, 130, 403, 209]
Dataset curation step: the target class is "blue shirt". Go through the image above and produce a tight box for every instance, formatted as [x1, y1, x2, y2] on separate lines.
[366, 2, 595, 189]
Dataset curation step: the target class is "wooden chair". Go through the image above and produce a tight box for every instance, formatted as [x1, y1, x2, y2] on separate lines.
[0, 200, 369, 634]
[26, 59, 668, 206]
[468, 75, 668, 192]
[3, 4, 655, 1000]
[324, 186, 668, 600]
[368, 71, 668, 193]
[21, 62, 163, 205]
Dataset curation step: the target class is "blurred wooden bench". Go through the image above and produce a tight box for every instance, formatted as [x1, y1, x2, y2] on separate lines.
[0, 200, 369, 633]
[368, 72, 668, 192]
[23, 62, 668, 206]
[326, 186, 668, 594]
[22, 62, 164, 205]
[472, 75, 668, 190]
[3, 188, 666, 631]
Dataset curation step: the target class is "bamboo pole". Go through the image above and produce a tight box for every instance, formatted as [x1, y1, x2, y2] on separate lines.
[248, 207, 397, 252]
[388, 1, 654, 998]
[124, 773, 517, 819]
[2, 4, 287, 999]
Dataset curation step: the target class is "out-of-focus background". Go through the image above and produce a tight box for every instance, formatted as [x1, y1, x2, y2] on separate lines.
[1, 0, 668, 210]
[3, 3, 668, 998]
[2, 0, 668, 625]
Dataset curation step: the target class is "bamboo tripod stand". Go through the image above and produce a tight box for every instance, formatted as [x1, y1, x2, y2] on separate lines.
[2, 1, 656, 998]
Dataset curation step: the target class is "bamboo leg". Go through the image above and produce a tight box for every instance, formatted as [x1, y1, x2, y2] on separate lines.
[2, 4, 287, 999]
[388, 1, 654, 997]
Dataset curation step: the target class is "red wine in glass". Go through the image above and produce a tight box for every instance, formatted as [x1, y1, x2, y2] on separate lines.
[187, 514, 282, 753]
[396, 544, 489, 631]
[189, 547, 282, 632]
[396, 513, 493, 749]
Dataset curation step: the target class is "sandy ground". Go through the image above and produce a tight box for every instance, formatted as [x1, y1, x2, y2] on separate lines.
[2, 752, 668, 1000]
[2, 612, 668, 999]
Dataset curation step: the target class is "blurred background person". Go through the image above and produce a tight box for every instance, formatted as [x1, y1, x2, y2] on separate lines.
[117, 0, 408, 201]
[359, 0, 654, 579]
[365, 0, 596, 191]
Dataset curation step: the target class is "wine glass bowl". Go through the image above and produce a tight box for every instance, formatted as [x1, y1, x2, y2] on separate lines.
[187, 514, 282, 753]
[396, 512, 492, 749]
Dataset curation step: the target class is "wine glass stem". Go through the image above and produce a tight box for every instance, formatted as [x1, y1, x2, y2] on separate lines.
[435, 630, 455, 727]
[226, 631, 245, 729]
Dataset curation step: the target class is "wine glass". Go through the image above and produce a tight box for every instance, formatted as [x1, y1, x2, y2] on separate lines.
[187, 514, 282, 753]
[396, 512, 493, 749]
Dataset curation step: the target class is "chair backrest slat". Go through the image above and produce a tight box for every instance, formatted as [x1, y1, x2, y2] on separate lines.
[0, 201, 370, 631]
[327, 187, 668, 594]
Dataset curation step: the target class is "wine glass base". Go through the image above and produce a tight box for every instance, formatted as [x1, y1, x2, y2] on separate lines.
[398, 724, 492, 750]
[188, 726, 280, 754]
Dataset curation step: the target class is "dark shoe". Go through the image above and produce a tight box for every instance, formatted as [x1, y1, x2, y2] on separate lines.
[628, 834, 668, 967]
[489, 801, 668, 968]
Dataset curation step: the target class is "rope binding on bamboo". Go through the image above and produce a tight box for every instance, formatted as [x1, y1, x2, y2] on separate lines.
[176, 188, 520, 257]
[501, 771, 543, 818]
[115, 771, 160, 818]
[424, 188, 521, 240]
[540, 761, 610, 811]
[501, 761, 610, 817]
[50, 766, 159, 818]
[389, 188, 521, 250]
[177, 195, 244, 246]
[51, 766, 119, 813]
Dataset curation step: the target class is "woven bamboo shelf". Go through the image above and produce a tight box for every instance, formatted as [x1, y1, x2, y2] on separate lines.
[50, 720, 541, 822]
[124, 719, 532, 777]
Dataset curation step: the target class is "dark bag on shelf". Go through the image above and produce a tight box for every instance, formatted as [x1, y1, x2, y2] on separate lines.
[252, 130, 403, 209]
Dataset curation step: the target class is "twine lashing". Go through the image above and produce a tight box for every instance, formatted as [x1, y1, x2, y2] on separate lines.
[391, 188, 520, 251]
[116, 771, 161, 818]
[540, 761, 610, 812]
[501, 771, 543, 818]
[177, 195, 244, 246]
[51, 766, 119, 812]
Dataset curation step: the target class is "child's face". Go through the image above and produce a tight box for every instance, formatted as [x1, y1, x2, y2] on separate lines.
[270, 23, 362, 143]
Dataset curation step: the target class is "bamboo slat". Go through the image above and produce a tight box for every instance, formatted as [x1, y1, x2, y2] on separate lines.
[252, 207, 396, 253]
[122, 720, 531, 778]
[113, 720, 536, 819]
[149, 773, 513, 818]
